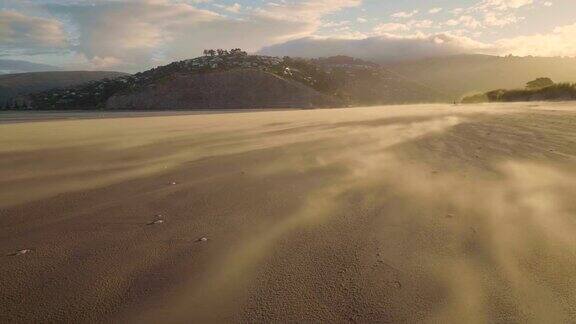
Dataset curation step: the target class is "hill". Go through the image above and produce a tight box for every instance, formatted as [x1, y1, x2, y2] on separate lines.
[384, 54, 576, 100]
[0, 71, 128, 109]
[462, 82, 576, 103]
[311, 56, 448, 105]
[18, 52, 454, 110]
[23, 51, 343, 110]
[106, 69, 341, 109]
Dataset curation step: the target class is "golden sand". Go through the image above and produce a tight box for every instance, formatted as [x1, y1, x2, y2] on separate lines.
[1, 103, 576, 322]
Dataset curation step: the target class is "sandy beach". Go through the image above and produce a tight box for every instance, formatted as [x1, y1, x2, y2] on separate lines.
[1, 102, 576, 323]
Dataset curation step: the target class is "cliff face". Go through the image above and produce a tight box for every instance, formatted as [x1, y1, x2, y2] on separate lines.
[106, 69, 342, 110]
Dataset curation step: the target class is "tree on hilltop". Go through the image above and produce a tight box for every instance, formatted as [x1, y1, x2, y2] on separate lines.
[526, 77, 554, 89]
[204, 48, 246, 57]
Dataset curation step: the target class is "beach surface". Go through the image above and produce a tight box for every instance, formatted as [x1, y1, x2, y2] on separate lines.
[1, 103, 576, 323]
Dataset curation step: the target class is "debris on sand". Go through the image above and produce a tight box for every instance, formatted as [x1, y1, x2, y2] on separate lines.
[394, 280, 402, 289]
[170, 181, 178, 185]
[148, 216, 164, 225]
[9, 249, 32, 256]
[446, 213, 454, 218]
[197, 237, 208, 243]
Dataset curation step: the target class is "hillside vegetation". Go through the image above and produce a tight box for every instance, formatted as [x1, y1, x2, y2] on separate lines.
[12, 50, 449, 110]
[21, 50, 343, 110]
[4, 53, 576, 110]
[1, 71, 128, 109]
[312, 56, 447, 105]
[462, 78, 576, 103]
[385, 55, 576, 99]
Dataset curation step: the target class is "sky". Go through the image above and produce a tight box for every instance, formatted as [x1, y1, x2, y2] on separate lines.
[1, 0, 575, 72]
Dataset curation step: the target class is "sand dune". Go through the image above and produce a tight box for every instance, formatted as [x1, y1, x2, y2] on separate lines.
[1, 103, 576, 323]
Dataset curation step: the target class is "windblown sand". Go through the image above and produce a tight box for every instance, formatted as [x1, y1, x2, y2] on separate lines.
[1, 103, 576, 323]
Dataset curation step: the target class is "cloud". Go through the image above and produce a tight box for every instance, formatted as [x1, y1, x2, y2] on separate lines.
[259, 33, 489, 63]
[391, 10, 418, 19]
[45, 0, 221, 69]
[374, 23, 410, 33]
[494, 23, 576, 57]
[3, 0, 574, 71]
[0, 10, 67, 55]
[444, 15, 483, 29]
[440, 0, 543, 30]
[214, 3, 242, 13]
[475, 0, 534, 11]
[373, 19, 435, 34]
[42, 0, 361, 71]
[253, 0, 361, 22]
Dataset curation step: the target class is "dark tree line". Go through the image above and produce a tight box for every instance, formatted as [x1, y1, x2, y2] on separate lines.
[462, 78, 576, 103]
[1, 98, 30, 110]
[202, 48, 247, 57]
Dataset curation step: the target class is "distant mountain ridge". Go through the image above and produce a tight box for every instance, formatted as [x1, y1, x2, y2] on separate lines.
[7, 52, 575, 110]
[22, 51, 345, 110]
[10, 52, 451, 110]
[311, 56, 448, 105]
[0, 59, 61, 74]
[0, 71, 129, 108]
[384, 54, 576, 99]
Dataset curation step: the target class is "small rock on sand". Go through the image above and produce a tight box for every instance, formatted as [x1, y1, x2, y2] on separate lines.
[198, 237, 208, 242]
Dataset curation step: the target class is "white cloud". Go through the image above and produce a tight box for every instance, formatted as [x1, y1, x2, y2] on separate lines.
[444, 15, 482, 29]
[41, 0, 362, 71]
[483, 12, 524, 27]
[214, 3, 242, 13]
[439, 0, 540, 31]
[409, 19, 435, 29]
[374, 19, 436, 34]
[0, 10, 67, 55]
[259, 33, 489, 62]
[495, 23, 576, 57]
[475, 0, 534, 11]
[374, 23, 410, 33]
[391, 10, 418, 19]
[253, 0, 361, 22]
[3, 0, 575, 71]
